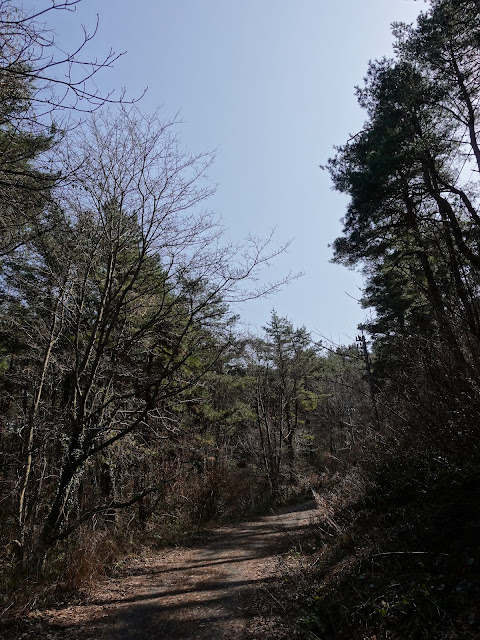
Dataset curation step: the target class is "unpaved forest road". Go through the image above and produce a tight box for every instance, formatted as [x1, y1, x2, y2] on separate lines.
[23, 501, 317, 639]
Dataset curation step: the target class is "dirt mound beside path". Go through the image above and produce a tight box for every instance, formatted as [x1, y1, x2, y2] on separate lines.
[6, 501, 317, 639]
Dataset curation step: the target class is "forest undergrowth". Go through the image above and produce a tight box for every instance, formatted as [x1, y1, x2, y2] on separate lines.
[246, 449, 480, 640]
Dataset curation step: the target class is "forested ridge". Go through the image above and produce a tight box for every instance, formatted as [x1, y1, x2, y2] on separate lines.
[1, 1, 480, 638]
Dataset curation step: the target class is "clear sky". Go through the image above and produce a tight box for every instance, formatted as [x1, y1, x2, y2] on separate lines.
[23, 0, 425, 344]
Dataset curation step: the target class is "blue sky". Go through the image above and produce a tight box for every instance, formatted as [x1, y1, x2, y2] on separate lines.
[24, 0, 424, 344]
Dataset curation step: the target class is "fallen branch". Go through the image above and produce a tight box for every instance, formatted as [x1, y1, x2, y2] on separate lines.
[371, 551, 449, 557]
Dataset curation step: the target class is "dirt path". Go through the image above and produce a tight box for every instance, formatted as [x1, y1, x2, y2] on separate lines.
[9, 501, 317, 639]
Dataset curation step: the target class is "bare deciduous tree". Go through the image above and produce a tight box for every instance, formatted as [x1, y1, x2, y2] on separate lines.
[6, 107, 292, 562]
[0, 0, 129, 128]
[0, 0, 135, 256]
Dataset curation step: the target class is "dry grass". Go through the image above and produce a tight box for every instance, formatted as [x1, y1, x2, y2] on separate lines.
[241, 458, 480, 639]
